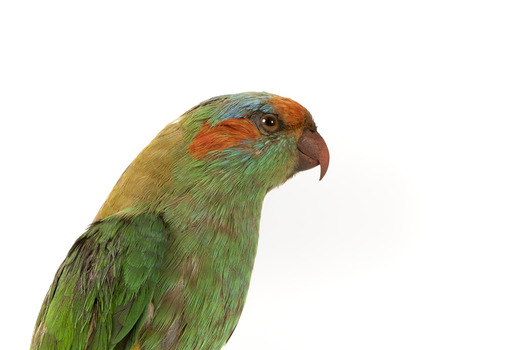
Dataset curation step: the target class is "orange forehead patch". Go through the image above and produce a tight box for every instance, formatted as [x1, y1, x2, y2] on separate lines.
[188, 118, 260, 159]
[269, 95, 307, 127]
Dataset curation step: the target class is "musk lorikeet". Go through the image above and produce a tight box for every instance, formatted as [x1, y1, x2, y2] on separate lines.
[31, 92, 329, 350]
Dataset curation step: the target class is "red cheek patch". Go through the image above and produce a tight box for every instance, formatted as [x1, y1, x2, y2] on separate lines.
[188, 118, 260, 159]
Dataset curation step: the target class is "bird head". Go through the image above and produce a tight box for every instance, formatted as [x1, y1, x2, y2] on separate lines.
[180, 92, 329, 191]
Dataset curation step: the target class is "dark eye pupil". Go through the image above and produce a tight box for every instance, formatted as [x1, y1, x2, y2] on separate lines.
[263, 117, 275, 126]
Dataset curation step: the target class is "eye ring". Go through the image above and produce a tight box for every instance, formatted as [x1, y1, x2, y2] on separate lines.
[260, 115, 279, 133]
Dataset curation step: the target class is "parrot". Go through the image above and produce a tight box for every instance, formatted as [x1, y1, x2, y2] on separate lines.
[30, 92, 329, 350]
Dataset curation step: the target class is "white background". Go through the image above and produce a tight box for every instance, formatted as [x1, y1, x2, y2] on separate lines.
[1, 1, 524, 349]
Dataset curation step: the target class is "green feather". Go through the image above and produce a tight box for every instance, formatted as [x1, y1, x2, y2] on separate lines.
[32, 213, 168, 350]
[31, 92, 327, 350]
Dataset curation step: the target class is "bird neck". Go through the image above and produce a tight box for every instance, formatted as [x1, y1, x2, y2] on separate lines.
[162, 157, 268, 238]
[94, 122, 269, 239]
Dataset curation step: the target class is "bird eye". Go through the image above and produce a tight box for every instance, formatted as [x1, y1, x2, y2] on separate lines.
[260, 115, 279, 133]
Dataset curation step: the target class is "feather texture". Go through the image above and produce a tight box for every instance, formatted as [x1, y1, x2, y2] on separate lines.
[31, 92, 329, 350]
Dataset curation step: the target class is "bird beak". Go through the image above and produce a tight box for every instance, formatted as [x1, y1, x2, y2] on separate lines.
[296, 129, 330, 180]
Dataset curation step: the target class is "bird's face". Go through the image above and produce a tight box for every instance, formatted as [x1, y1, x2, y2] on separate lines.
[182, 92, 329, 190]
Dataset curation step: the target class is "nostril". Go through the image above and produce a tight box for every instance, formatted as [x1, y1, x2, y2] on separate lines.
[305, 123, 317, 133]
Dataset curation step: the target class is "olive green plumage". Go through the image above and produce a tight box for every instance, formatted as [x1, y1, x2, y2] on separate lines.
[31, 92, 329, 350]
[34, 214, 167, 349]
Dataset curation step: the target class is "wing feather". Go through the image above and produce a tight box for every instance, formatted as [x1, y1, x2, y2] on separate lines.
[30, 213, 168, 350]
